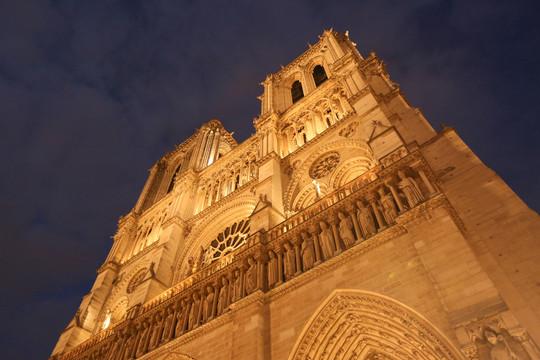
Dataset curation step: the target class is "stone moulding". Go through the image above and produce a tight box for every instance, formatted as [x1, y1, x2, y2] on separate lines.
[288, 289, 467, 360]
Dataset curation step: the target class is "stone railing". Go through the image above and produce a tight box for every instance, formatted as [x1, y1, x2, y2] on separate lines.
[54, 151, 441, 360]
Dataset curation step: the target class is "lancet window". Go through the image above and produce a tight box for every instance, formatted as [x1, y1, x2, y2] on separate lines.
[128, 209, 168, 259]
[195, 154, 257, 213]
[291, 81, 304, 103]
[280, 90, 350, 156]
[312, 65, 327, 87]
[167, 164, 182, 193]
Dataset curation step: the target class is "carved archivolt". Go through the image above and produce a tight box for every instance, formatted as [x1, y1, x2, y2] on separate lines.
[285, 139, 376, 213]
[161, 353, 195, 360]
[172, 195, 257, 283]
[289, 289, 465, 360]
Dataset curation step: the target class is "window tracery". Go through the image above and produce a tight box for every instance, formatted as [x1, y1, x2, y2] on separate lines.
[200, 219, 250, 267]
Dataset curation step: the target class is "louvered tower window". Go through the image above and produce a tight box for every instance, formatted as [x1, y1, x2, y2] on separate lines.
[291, 81, 304, 103]
[313, 65, 327, 87]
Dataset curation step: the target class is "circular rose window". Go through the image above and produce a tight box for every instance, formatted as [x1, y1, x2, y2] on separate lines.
[309, 152, 340, 179]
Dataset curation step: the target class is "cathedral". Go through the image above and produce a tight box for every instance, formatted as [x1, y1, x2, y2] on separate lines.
[51, 30, 540, 360]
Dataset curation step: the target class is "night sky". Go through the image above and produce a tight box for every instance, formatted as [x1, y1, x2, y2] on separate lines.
[1, 1, 539, 358]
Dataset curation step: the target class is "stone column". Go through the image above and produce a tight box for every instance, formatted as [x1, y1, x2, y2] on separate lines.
[350, 208, 363, 243]
[276, 248, 284, 286]
[387, 182, 406, 212]
[211, 284, 218, 320]
[312, 232, 322, 265]
[292, 239, 302, 275]
[418, 168, 436, 195]
[368, 195, 385, 230]
[330, 219, 343, 254]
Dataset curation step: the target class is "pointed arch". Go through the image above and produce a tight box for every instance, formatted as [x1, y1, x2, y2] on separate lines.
[289, 289, 465, 360]
[162, 353, 196, 360]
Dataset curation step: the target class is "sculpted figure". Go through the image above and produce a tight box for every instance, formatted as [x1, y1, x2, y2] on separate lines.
[267, 250, 279, 288]
[202, 286, 214, 322]
[283, 242, 296, 279]
[245, 257, 257, 294]
[107, 334, 123, 360]
[300, 232, 315, 270]
[377, 187, 398, 225]
[136, 322, 150, 356]
[148, 314, 162, 349]
[483, 329, 528, 360]
[217, 277, 229, 315]
[338, 211, 355, 247]
[319, 221, 336, 260]
[161, 308, 175, 342]
[397, 170, 425, 208]
[122, 333, 135, 360]
[188, 293, 200, 330]
[356, 200, 376, 237]
[174, 300, 187, 337]
[233, 269, 242, 301]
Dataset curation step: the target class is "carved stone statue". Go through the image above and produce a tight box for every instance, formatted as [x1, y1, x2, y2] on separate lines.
[283, 242, 296, 279]
[161, 308, 175, 342]
[136, 321, 150, 357]
[267, 250, 279, 288]
[148, 314, 162, 349]
[338, 211, 355, 247]
[188, 293, 200, 331]
[202, 286, 214, 322]
[397, 170, 424, 208]
[245, 257, 257, 294]
[319, 221, 335, 260]
[217, 277, 229, 315]
[480, 329, 530, 360]
[377, 187, 398, 225]
[174, 300, 187, 337]
[356, 200, 376, 238]
[300, 232, 315, 270]
[188, 246, 204, 274]
[233, 269, 242, 301]
[122, 333, 136, 360]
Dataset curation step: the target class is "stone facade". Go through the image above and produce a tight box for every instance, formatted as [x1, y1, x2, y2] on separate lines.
[50, 30, 540, 360]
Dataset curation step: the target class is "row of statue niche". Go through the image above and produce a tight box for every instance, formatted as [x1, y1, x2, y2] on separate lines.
[474, 328, 533, 360]
[267, 175, 428, 288]
[98, 268, 261, 360]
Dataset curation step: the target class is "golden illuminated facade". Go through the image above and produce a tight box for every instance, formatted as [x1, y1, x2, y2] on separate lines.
[51, 30, 540, 360]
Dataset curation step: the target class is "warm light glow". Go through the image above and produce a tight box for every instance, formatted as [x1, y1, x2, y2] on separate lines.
[102, 310, 111, 329]
[312, 180, 321, 197]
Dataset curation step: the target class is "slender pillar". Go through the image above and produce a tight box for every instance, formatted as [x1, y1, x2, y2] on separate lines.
[388, 183, 405, 212]
[418, 168, 436, 194]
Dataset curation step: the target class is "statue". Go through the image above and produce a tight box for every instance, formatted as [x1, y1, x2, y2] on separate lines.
[188, 247, 204, 274]
[300, 232, 315, 270]
[245, 257, 257, 294]
[136, 322, 150, 357]
[319, 221, 335, 260]
[148, 314, 162, 349]
[122, 333, 135, 360]
[267, 250, 279, 288]
[377, 187, 398, 225]
[481, 329, 530, 360]
[161, 308, 175, 342]
[356, 200, 376, 237]
[233, 269, 243, 301]
[188, 293, 200, 330]
[174, 300, 187, 337]
[202, 286, 214, 322]
[283, 242, 296, 279]
[338, 211, 355, 247]
[397, 170, 424, 208]
[217, 277, 229, 315]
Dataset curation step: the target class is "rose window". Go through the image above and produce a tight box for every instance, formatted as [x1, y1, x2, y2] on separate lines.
[309, 152, 341, 179]
[201, 219, 250, 266]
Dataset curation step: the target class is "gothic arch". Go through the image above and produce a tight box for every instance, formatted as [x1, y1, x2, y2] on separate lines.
[284, 139, 376, 213]
[162, 353, 195, 360]
[172, 195, 257, 283]
[289, 289, 465, 360]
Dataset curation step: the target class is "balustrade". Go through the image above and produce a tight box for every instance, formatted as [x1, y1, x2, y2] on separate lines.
[60, 152, 440, 360]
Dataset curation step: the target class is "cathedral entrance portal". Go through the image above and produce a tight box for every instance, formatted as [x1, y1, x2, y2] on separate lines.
[288, 289, 466, 360]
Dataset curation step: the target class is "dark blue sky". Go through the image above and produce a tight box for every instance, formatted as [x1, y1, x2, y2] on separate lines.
[1, 1, 539, 358]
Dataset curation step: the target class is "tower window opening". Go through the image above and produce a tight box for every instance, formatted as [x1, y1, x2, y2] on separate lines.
[313, 65, 327, 87]
[167, 164, 182, 193]
[291, 81, 304, 103]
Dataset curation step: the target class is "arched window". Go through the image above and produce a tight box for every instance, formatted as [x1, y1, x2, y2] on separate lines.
[291, 81, 304, 103]
[167, 164, 181, 193]
[312, 65, 327, 87]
